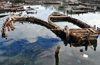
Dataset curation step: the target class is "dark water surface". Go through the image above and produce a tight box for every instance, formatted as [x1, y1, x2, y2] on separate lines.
[0, 5, 100, 65]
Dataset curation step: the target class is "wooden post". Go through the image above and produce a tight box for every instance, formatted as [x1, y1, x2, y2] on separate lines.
[55, 45, 61, 65]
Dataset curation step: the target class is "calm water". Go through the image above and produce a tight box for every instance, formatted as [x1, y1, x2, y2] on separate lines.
[0, 4, 100, 65]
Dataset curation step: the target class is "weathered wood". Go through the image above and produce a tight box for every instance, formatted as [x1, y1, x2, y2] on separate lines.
[1, 14, 66, 41]
[0, 2, 24, 13]
[0, 9, 25, 13]
[48, 12, 99, 49]
[49, 12, 91, 28]
[69, 28, 99, 40]
[1, 13, 99, 49]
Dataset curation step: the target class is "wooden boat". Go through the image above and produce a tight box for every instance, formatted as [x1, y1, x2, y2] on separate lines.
[27, 6, 34, 10]
[67, 10, 88, 14]
[48, 12, 66, 23]
[1, 12, 99, 50]
[12, 3, 24, 7]
[43, 1, 61, 4]
[69, 28, 99, 41]
[0, 3, 24, 13]
[49, 12, 66, 17]
[48, 12, 99, 41]
[48, 12, 91, 28]
[26, 10, 37, 14]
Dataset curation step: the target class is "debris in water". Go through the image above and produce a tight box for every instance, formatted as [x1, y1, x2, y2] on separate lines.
[83, 54, 88, 58]
[80, 54, 88, 58]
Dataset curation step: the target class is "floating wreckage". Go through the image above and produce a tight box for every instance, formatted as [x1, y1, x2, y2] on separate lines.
[67, 6, 96, 14]
[48, 12, 91, 28]
[26, 6, 35, 10]
[1, 12, 99, 51]
[67, 10, 88, 14]
[48, 12, 99, 51]
[0, 2, 24, 13]
[66, 2, 97, 14]
[0, 2, 38, 13]
[26, 6, 38, 14]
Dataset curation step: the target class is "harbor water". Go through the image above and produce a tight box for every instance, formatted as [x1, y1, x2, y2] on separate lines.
[0, 4, 100, 65]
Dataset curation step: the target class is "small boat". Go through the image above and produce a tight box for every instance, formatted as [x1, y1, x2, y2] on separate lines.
[43, 1, 61, 4]
[67, 9, 88, 14]
[48, 12, 66, 23]
[49, 12, 66, 16]
[27, 6, 34, 10]
[48, 12, 99, 41]
[69, 28, 99, 41]
[26, 10, 37, 14]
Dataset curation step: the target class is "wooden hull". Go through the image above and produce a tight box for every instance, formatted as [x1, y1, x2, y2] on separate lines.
[48, 12, 99, 44]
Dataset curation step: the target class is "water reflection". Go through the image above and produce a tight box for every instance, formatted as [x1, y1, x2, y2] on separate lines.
[0, 36, 60, 65]
[1, 19, 98, 52]
[0, 4, 100, 65]
[1, 19, 99, 65]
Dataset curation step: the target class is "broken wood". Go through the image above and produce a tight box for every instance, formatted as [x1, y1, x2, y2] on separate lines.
[48, 12, 91, 28]
[1, 12, 99, 50]
[1, 13, 66, 40]
[48, 12, 99, 50]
